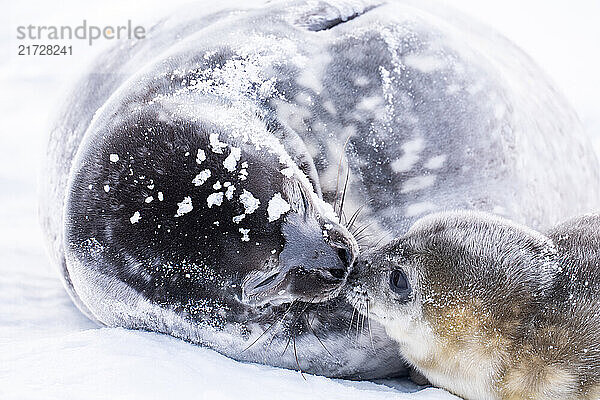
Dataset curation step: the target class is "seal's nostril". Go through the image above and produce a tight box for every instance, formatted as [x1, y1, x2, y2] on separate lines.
[337, 247, 352, 270]
[329, 267, 346, 280]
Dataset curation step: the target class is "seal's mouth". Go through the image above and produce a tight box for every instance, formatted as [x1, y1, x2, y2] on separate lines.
[242, 265, 348, 308]
[241, 265, 349, 307]
[241, 268, 294, 306]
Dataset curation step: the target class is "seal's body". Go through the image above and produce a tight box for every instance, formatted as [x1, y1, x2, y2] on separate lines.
[40, 0, 600, 378]
[349, 211, 600, 399]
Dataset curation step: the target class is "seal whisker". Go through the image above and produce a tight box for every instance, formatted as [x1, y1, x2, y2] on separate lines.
[361, 302, 368, 340]
[373, 232, 393, 249]
[280, 301, 311, 356]
[361, 301, 366, 338]
[266, 301, 297, 350]
[354, 232, 374, 244]
[355, 300, 364, 341]
[366, 299, 375, 351]
[292, 333, 306, 380]
[351, 221, 374, 238]
[304, 313, 334, 357]
[347, 305, 357, 336]
[333, 136, 351, 216]
[281, 331, 293, 356]
[346, 205, 365, 231]
[338, 166, 350, 223]
[242, 304, 293, 353]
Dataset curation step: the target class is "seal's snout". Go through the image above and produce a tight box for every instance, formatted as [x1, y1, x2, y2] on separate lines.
[241, 213, 357, 306]
[327, 227, 357, 277]
[305, 238, 353, 282]
[241, 232, 353, 306]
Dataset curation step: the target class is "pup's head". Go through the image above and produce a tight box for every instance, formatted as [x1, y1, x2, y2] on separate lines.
[347, 211, 558, 342]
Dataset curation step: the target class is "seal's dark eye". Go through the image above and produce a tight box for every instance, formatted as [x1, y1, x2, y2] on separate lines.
[389, 269, 410, 300]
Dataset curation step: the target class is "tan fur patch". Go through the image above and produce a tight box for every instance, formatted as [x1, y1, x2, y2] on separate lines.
[411, 301, 512, 399]
[500, 362, 578, 399]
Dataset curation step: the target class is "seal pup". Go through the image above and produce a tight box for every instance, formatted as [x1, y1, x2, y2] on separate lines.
[40, 0, 600, 379]
[348, 211, 600, 399]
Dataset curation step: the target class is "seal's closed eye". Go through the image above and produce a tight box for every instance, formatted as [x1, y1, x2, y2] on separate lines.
[389, 269, 410, 301]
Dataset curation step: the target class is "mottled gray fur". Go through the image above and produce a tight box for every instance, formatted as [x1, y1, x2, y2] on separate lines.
[40, 0, 600, 379]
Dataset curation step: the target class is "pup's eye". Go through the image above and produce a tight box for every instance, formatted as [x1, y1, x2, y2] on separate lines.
[389, 269, 410, 300]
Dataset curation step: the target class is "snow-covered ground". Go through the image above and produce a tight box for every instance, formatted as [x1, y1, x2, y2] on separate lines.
[1, 1, 598, 399]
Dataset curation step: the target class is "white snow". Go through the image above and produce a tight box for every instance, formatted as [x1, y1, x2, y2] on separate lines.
[207, 192, 224, 208]
[280, 167, 294, 177]
[267, 193, 291, 222]
[196, 149, 206, 164]
[192, 169, 212, 186]
[209, 133, 228, 154]
[175, 196, 193, 217]
[239, 189, 260, 214]
[225, 184, 236, 200]
[130, 211, 141, 224]
[223, 147, 242, 172]
[109, 153, 119, 162]
[2, 0, 599, 399]
[239, 228, 251, 242]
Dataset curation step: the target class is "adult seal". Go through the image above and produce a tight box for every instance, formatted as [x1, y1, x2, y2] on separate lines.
[348, 211, 600, 399]
[40, 0, 600, 378]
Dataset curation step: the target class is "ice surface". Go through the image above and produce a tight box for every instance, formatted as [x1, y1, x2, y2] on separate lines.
[1, 0, 598, 399]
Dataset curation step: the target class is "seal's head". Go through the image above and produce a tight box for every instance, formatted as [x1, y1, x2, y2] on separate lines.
[63, 95, 358, 335]
[348, 210, 557, 332]
[347, 211, 561, 398]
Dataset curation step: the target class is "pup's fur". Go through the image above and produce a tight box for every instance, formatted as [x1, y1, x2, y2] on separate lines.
[349, 211, 600, 399]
